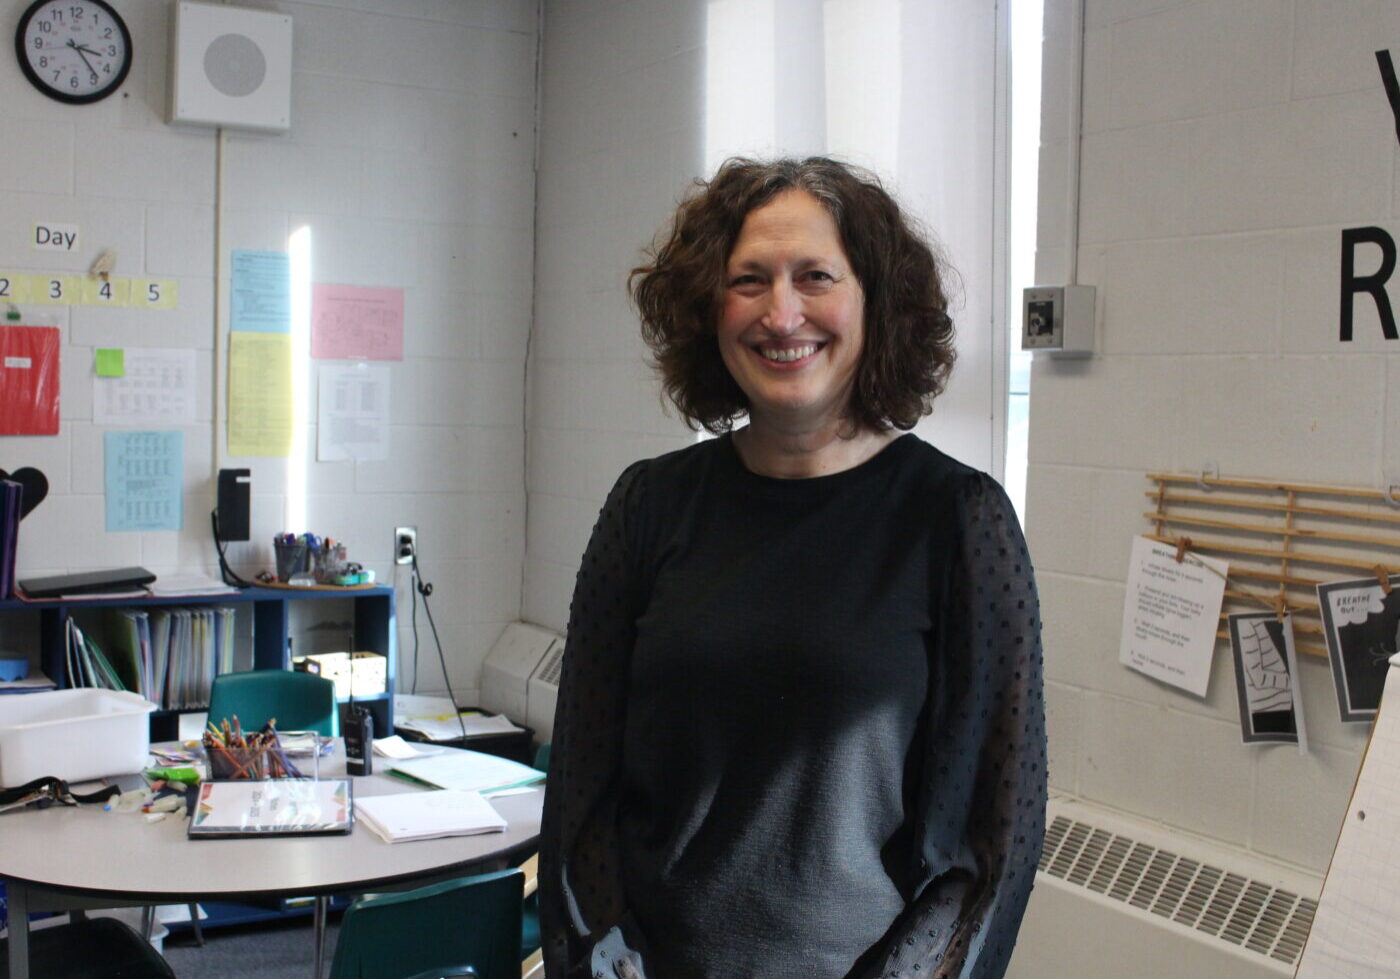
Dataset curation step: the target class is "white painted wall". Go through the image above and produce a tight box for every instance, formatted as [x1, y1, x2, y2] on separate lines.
[1033, 0, 1400, 873]
[0, 0, 538, 698]
[524, 0, 708, 634]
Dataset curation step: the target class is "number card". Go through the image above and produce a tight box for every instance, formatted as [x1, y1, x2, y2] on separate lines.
[130, 279, 178, 310]
[81, 277, 130, 307]
[0, 273, 31, 303]
[30, 274, 76, 306]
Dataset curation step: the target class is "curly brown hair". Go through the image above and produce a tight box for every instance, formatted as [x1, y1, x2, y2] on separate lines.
[631, 156, 956, 434]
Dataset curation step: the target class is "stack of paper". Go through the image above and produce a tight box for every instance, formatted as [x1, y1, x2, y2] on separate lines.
[356, 789, 507, 844]
[388, 749, 545, 796]
[149, 574, 239, 597]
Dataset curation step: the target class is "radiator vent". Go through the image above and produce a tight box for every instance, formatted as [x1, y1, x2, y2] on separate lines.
[1039, 814, 1317, 966]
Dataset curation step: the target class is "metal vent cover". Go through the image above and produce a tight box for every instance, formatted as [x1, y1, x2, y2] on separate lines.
[534, 640, 566, 686]
[1039, 814, 1316, 966]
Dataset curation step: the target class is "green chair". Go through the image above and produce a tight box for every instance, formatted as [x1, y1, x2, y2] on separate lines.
[206, 669, 339, 737]
[329, 868, 525, 979]
[0, 915, 175, 979]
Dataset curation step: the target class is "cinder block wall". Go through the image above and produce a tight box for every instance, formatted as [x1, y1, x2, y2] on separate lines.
[0, 0, 538, 696]
[523, 0, 704, 632]
[1032, 0, 1400, 871]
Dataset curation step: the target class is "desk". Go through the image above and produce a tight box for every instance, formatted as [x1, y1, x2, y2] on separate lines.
[0, 744, 543, 979]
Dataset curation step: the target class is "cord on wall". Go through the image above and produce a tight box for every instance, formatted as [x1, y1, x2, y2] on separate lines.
[1064, 0, 1087, 285]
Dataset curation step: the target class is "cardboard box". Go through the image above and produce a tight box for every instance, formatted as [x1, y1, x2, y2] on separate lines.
[0, 689, 155, 785]
[293, 651, 386, 699]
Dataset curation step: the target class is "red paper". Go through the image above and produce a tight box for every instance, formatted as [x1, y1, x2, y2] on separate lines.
[310, 283, 404, 361]
[0, 326, 60, 435]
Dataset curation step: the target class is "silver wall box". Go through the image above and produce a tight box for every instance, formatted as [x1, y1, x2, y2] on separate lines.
[168, 2, 292, 132]
[1022, 285, 1095, 358]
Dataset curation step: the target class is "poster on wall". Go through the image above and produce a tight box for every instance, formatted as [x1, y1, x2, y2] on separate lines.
[1317, 574, 1400, 723]
[227, 332, 292, 457]
[0, 325, 60, 435]
[317, 363, 389, 461]
[230, 250, 291, 334]
[93, 348, 196, 426]
[310, 284, 404, 361]
[1118, 536, 1229, 697]
[104, 431, 183, 532]
[1227, 612, 1307, 749]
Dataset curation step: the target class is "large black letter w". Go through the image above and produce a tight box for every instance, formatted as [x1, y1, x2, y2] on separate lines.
[1378, 50, 1400, 147]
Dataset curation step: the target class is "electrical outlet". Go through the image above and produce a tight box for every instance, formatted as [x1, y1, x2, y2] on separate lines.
[395, 526, 417, 565]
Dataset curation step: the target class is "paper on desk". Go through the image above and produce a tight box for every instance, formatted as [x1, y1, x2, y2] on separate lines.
[374, 734, 431, 759]
[396, 714, 525, 742]
[356, 788, 505, 844]
[389, 750, 544, 795]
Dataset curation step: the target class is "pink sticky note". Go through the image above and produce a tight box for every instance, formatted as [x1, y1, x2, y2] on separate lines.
[310, 284, 405, 361]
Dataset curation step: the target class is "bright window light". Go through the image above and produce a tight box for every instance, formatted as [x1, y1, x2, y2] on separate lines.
[287, 225, 312, 533]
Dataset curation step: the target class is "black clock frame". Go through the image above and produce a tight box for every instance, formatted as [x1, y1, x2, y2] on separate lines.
[15, 0, 132, 105]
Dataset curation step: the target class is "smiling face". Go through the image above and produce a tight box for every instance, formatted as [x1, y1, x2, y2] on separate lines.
[718, 190, 865, 434]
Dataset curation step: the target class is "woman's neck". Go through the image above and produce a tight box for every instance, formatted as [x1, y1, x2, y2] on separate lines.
[732, 420, 897, 479]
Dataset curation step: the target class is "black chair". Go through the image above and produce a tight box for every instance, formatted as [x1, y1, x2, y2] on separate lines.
[0, 915, 175, 979]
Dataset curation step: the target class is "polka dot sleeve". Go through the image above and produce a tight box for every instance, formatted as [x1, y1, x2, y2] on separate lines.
[858, 472, 1047, 979]
[539, 461, 649, 979]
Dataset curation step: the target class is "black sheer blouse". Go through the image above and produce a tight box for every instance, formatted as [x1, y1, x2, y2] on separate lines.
[539, 434, 1046, 979]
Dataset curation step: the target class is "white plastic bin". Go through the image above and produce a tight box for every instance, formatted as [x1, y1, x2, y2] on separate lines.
[0, 689, 155, 786]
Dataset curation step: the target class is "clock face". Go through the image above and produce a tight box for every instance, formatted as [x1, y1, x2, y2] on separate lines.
[15, 0, 132, 104]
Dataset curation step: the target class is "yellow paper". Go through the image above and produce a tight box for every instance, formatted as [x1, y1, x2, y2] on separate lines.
[0, 272, 32, 303]
[29, 274, 77, 305]
[81, 276, 131, 306]
[129, 279, 178, 310]
[228, 332, 293, 457]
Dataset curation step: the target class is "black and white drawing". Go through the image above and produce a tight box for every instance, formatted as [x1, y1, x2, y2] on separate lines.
[1317, 575, 1400, 723]
[1228, 612, 1305, 746]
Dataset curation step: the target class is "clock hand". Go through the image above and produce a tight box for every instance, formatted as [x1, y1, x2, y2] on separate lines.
[72, 45, 99, 77]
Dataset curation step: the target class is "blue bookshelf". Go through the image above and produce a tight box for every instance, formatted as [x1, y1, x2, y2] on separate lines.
[0, 585, 397, 740]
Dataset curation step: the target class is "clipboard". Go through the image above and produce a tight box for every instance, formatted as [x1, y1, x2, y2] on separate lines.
[188, 778, 354, 838]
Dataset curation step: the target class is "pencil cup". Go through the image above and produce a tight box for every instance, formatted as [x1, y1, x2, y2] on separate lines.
[274, 540, 308, 583]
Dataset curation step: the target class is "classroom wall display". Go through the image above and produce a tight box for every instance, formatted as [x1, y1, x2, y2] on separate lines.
[230, 250, 291, 333]
[1339, 50, 1400, 343]
[1118, 535, 1229, 697]
[0, 325, 60, 435]
[104, 431, 183, 532]
[0, 272, 178, 309]
[93, 348, 196, 426]
[1228, 612, 1306, 748]
[310, 284, 404, 361]
[227, 332, 292, 457]
[1317, 574, 1400, 723]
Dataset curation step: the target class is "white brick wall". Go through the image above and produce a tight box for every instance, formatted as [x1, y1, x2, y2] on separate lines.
[1033, 0, 1400, 873]
[0, 0, 538, 698]
[523, 0, 704, 634]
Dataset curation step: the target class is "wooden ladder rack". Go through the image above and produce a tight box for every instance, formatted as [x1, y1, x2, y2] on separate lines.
[1146, 473, 1400, 659]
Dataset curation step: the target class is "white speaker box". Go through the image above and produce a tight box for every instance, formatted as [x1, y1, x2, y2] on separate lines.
[169, 2, 292, 133]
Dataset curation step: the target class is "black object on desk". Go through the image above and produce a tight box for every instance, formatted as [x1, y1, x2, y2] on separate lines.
[18, 566, 155, 598]
[345, 705, 373, 776]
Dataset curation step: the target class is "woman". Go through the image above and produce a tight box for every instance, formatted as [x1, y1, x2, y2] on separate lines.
[539, 157, 1045, 979]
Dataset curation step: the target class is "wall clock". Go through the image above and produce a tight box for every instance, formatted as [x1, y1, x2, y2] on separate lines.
[15, 0, 132, 104]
